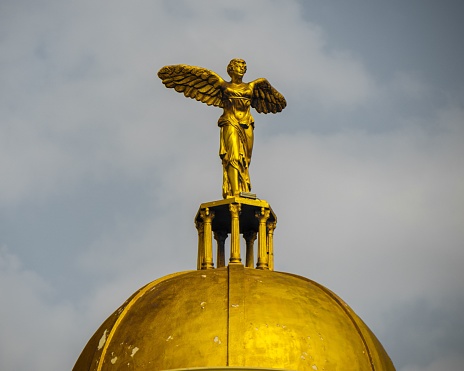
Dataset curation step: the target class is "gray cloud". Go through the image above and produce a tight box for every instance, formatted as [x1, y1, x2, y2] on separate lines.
[1, 0, 463, 370]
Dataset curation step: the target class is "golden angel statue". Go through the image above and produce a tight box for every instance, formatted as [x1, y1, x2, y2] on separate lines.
[158, 59, 286, 199]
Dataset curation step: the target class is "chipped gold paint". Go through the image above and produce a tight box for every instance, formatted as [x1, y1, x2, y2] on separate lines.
[75, 267, 395, 370]
[95, 271, 188, 371]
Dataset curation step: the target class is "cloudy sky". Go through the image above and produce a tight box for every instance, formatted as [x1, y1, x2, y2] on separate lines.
[1, 0, 463, 370]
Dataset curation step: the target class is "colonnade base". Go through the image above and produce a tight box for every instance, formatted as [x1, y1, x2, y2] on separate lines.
[194, 197, 277, 271]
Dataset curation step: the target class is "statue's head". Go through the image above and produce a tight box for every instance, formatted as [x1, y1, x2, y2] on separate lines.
[227, 58, 247, 78]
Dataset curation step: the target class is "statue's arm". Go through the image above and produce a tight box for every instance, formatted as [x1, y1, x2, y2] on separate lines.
[251, 78, 287, 114]
[158, 64, 225, 108]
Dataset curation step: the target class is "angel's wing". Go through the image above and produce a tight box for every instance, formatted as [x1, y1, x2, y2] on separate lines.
[251, 78, 287, 114]
[158, 64, 225, 108]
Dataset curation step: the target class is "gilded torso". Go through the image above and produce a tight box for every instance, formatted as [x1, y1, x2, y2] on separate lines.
[218, 83, 254, 126]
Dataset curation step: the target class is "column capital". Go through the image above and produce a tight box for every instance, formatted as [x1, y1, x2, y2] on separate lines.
[267, 220, 277, 233]
[199, 207, 215, 222]
[255, 207, 271, 221]
[228, 203, 242, 216]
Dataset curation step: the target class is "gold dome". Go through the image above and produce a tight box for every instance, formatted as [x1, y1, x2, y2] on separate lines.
[74, 265, 394, 370]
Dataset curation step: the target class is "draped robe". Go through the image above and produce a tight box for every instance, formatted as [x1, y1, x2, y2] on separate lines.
[218, 84, 254, 198]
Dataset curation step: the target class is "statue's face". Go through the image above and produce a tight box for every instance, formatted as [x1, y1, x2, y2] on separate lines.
[228, 60, 247, 78]
[233, 62, 247, 77]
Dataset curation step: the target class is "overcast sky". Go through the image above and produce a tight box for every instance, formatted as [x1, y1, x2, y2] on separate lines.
[1, 1, 463, 370]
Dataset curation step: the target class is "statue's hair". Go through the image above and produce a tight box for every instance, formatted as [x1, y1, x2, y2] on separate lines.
[227, 58, 246, 77]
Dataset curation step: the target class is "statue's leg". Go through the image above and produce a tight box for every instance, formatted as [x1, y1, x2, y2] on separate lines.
[227, 166, 239, 197]
[221, 124, 242, 197]
[245, 124, 254, 163]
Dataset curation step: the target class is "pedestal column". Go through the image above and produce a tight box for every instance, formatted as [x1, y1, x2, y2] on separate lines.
[229, 203, 242, 264]
[243, 231, 257, 268]
[195, 220, 204, 270]
[256, 207, 270, 270]
[200, 208, 215, 269]
[214, 230, 228, 268]
[267, 221, 277, 271]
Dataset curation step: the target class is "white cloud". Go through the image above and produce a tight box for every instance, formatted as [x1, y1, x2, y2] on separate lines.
[250, 104, 464, 316]
[0, 247, 85, 370]
[1, 0, 377, 206]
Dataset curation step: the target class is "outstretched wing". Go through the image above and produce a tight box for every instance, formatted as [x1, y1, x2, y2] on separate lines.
[251, 78, 287, 114]
[158, 64, 225, 108]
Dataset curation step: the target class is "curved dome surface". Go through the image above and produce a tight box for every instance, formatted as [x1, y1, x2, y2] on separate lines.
[74, 265, 394, 370]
